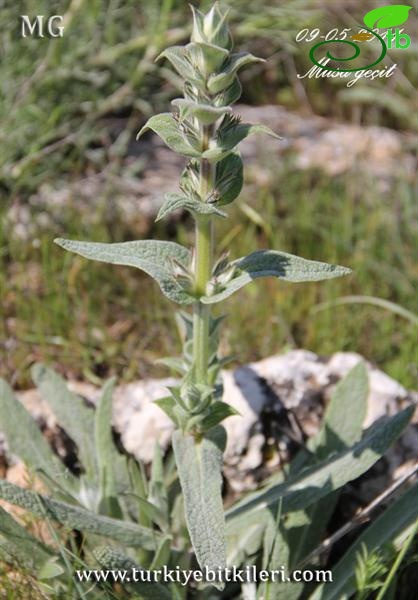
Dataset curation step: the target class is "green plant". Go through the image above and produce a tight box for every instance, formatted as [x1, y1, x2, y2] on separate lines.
[53, 0, 353, 577]
[0, 362, 416, 598]
[0, 3, 417, 598]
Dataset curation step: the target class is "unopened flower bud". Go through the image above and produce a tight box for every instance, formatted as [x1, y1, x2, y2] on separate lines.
[203, 3, 231, 49]
[191, 3, 232, 50]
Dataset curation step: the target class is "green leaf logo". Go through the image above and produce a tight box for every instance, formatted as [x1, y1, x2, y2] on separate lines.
[363, 5, 412, 29]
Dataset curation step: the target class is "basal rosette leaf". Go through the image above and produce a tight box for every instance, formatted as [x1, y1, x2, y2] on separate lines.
[0, 479, 161, 549]
[55, 238, 194, 305]
[156, 192, 227, 222]
[207, 52, 264, 94]
[283, 363, 369, 571]
[94, 547, 171, 600]
[310, 362, 368, 457]
[226, 406, 413, 526]
[201, 250, 352, 303]
[0, 379, 79, 495]
[32, 363, 98, 483]
[0, 506, 55, 571]
[137, 113, 201, 158]
[227, 406, 413, 569]
[94, 378, 125, 518]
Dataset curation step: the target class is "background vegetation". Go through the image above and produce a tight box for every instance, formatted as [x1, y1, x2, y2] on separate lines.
[0, 1, 417, 598]
[1, 0, 417, 390]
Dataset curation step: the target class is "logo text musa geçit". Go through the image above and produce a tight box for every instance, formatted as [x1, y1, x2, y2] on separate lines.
[296, 4, 412, 86]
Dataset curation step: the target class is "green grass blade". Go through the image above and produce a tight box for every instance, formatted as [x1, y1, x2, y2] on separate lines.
[309, 481, 418, 600]
[375, 518, 418, 600]
[311, 295, 418, 327]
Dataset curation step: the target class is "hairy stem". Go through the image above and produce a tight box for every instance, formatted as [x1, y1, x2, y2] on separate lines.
[193, 127, 214, 385]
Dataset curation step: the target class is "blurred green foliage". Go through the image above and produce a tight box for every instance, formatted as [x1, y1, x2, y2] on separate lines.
[0, 0, 417, 389]
[1, 0, 416, 193]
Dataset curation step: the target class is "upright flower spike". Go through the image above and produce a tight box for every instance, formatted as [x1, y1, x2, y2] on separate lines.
[191, 3, 232, 50]
[55, 2, 351, 583]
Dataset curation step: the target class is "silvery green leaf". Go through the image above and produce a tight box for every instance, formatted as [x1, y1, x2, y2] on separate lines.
[207, 52, 264, 93]
[38, 556, 65, 580]
[215, 152, 243, 205]
[203, 120, 281, 161]
[95, 378, 116, 497]
[94, 546, 171, 600]
[156, 192, 227, 222]
[175, 310, 194, 343]
[168, 385, 191, 413]
[213, 77, 242, 107]
[32, 364, 98, 482]
[286, 363, 369, 570]
[149, 443, 168, 520]
[310, 362, 368, 457]
[157, 46, 203, 87]
[149, 534, 172, 570]
[257, 504, 301, 600]
[154, 396, 179, 426]
[186, 41, 229, 75]
[128, 459, 152, 529]
[135, 496, 168, 531]
[137, 113, 201, 158]
[226, 406, 413, 526]
[201, 250, 351, 304]
[259, 513, 303, 600]
[173, 426, 227, 584]
[94, 378, 125, 518]
[310, 481, 418, 600]
[227, 522, 265, 566]
[0, 505, 54, 570]
[218, 117, 281, 149]
[0, 479, 160, 549]
[55, 238, 194, 305]
[199, 401, 239, 432]
[0, 378, 78, 494]
[172, 98, 231, 125]
[155, 357, 187, 374]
